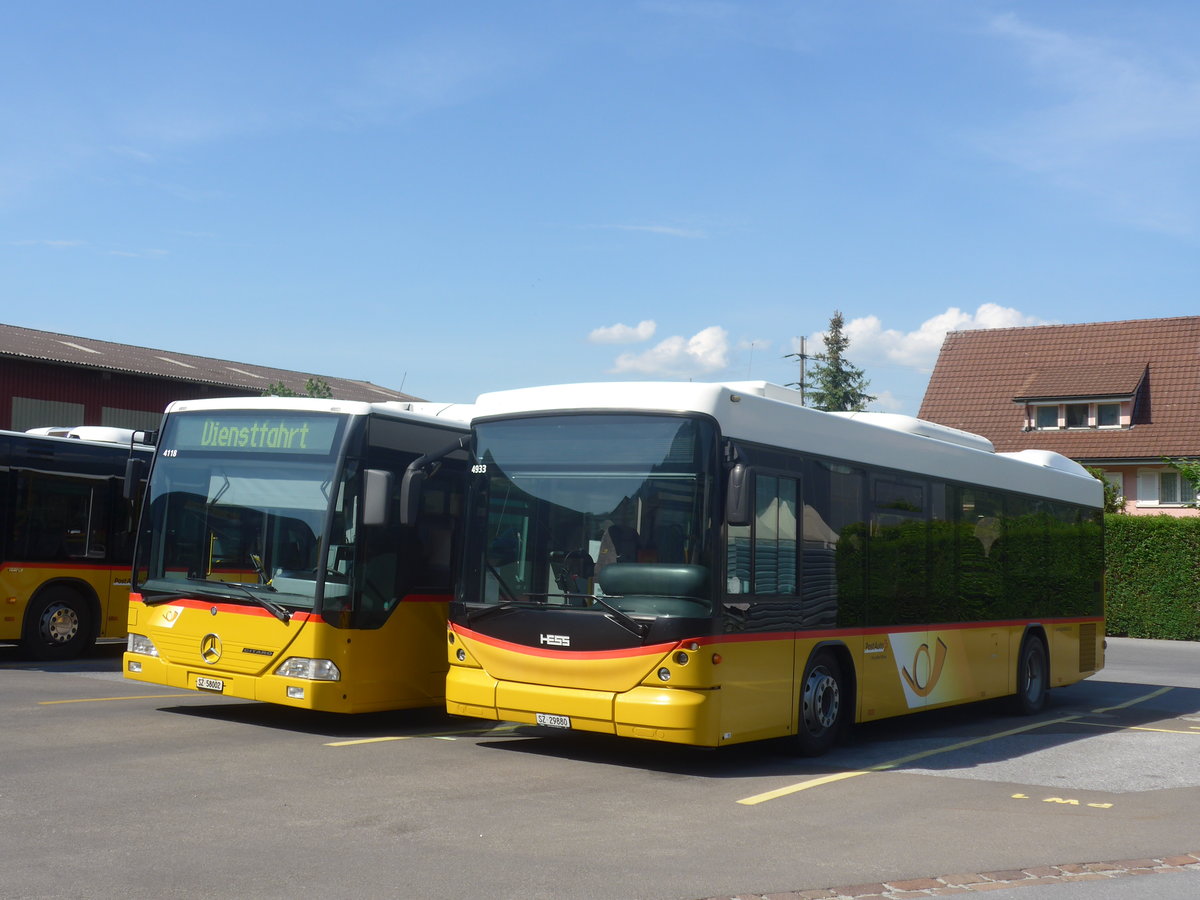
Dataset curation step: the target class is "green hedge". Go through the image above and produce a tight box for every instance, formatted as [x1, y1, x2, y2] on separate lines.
[1105, 515, 1200, 640]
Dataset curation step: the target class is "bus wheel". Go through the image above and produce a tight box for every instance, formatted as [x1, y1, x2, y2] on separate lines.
[22, 587, 93, 661]
[794, 650, 845, 756]
[1010, 634, 1048, 716]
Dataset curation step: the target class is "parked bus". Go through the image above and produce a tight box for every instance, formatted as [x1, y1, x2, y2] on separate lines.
[123, 397, 471, 713]
[421, 382, 1104, 754]
[1, 426, 153, 660]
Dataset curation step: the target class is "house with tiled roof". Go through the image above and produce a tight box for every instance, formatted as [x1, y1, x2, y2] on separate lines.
[0, 322, 418, 433]
[918, 316, 1200, 516]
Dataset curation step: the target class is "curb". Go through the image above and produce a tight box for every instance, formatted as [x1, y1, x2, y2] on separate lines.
[705, 852, 1200, 899]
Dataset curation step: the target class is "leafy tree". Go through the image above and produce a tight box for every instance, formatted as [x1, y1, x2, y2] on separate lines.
[787, 310, 875, 411]
[263, 378, 333, 398]
[1085, 467, 1126, 514]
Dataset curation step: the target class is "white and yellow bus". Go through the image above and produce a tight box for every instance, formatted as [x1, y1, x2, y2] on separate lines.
[123, 397, 471, 713]
[1, 426, 152, 660]
[426, 381, 1104, 754]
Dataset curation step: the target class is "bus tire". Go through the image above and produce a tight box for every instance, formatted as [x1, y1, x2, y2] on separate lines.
[22, 586, 94, 661]
[793, 649, 846, 756]
[1010, 633, 1048, 716]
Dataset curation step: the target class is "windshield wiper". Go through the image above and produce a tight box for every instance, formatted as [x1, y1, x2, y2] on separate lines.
[587, 595, 649, 639]
[486, 562, 521, 603]
[140, 582, 292, 623]
[225, 581, 292, 623]
[464, 596, 545, 626]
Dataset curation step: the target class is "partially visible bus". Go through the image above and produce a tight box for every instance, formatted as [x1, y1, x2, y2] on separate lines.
[425, 381, 1104, 754]
[1, 426, 153, 660]
[123, 397, 471, 713]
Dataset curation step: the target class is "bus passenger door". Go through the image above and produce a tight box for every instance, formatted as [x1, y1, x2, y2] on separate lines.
[721, 472, 801, 742]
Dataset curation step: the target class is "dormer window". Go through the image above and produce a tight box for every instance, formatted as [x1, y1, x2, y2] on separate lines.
[1026, 400, 1131, 431]
[1014, 362, 1146, 433]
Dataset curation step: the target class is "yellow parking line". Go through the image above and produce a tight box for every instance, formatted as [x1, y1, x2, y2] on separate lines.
[738, 686, 1181, 806]
[1074, 720, 1199, 736]
[737, 715, 1081, 806]
[326, 736, 411, 747]
[326, 724, 521, 747]
[1091, 686, 1172, 713]
[39, 694, 190, 705]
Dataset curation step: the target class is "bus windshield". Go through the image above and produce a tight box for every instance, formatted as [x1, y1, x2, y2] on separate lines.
[135, 411, 350, 612]
[465, 414, 718, 618]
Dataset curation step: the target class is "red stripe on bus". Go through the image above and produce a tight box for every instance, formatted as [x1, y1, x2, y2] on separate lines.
[451, 615, 1106, 660]
[128, 592, 448, 620]
[2, 561, 122, 573]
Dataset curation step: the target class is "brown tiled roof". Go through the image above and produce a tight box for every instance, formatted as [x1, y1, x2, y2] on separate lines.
[1012, 361, 1147, 402]
[0, 322, 419, 403]
[918, 316, 1200, 461]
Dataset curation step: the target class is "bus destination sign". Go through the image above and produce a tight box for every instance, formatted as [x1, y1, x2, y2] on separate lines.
[172, 414, 341, 454]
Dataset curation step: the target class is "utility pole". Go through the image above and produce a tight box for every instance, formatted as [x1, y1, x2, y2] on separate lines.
[785, 336, 811, 405]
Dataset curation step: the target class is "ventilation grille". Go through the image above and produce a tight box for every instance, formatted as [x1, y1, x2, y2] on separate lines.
[1079, 622, 1097, 672]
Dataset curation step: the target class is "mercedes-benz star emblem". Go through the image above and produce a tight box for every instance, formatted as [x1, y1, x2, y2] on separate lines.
[200, 633, 223, 664]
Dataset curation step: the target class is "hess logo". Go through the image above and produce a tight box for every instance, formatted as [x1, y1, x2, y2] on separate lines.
[539, 633, 570, 647]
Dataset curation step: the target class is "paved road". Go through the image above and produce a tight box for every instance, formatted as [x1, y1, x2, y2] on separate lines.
[0, 636, 1197, 899]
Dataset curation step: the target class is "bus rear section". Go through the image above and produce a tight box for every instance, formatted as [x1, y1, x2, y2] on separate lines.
[123, 397, 468, 712]
[0, 427, 152, 660]
[441, 382, 1105, 753]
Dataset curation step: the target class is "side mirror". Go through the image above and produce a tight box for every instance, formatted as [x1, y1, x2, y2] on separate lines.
[725, 463, 753, 527]
[123, 457, 146, 500]
[362, 469, 394, 527]
[398, 468, 425, 527]
[398, 434, 470, 526]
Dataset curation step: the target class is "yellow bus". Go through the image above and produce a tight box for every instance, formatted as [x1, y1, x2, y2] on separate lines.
[123, 397, 471, 713]
[420, 382, 1104, 754]
[1, 426, 152, 660]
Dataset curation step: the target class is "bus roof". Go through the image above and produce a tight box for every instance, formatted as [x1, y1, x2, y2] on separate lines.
[163, 396, 474, 429]
[471, 381, 1103, 508]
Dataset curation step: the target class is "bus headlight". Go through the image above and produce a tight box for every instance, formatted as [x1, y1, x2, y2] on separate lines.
[274, 657, 341, 681]
[127, 633, 159, 657]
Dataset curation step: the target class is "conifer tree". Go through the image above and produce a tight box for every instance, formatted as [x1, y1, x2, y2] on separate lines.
[795, 310, 875, 411]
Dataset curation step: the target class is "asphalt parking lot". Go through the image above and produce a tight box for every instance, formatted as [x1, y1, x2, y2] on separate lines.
[2, 637, 1198, 900]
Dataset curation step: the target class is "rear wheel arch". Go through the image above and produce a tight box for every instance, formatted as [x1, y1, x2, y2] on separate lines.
[792, 640, 856, 756]
[1010, 626, 1049, 715]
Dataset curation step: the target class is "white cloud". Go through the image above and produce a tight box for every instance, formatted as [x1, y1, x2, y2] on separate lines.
[981, 13, 1200, 235]
[590, 224, 707, 239]
[12, 239, 86, 248]
[588, 320, 657, 344]
[611, 325, 730, 376]
[793, 304, 1049, 374]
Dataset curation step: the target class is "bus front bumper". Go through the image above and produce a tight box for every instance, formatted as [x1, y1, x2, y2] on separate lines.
[446, 665, 723, 747]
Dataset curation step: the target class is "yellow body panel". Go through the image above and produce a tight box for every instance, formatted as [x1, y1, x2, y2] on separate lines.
[447, 619, 1104, 747]
[124, 596, 450, 713]
[1, 563, 130, 642]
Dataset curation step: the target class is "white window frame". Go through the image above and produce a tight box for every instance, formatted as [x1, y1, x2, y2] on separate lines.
[1137, 468, 1198, 507]
[1033, 405, 1060, 430]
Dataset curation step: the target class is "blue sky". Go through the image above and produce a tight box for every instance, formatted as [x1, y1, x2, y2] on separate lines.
[4, 2, 1199, 413]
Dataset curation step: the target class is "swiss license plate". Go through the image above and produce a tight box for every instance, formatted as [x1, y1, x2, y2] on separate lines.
[536, 713, 571, 729]
[195, 676, 225, 693]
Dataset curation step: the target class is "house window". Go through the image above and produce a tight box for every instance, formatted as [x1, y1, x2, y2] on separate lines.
[1097, 403, 1120, 427]
[1065, 404, 1089, 428]
[1035, 406, 1059, 429]
[1159, 472, 1197, 506]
